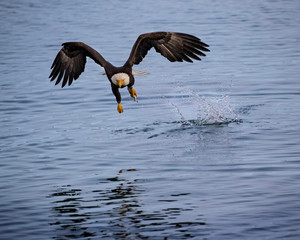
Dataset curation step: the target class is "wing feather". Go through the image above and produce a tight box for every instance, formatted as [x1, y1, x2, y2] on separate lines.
[184, 45, 206, 57]
[126, 32, 209, 66]
[156, 44, 177, 62]
[49, 42, 107, 88]
[55, 68, 64, 85]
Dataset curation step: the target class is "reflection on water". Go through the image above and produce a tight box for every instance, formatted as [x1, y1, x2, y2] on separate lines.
[48, 169, 206, 239]
[49, 187, 94, 239]
[48, 169, 143, 239]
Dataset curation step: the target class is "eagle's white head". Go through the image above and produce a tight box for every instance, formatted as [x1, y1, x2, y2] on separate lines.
[111, 73, 130, 87]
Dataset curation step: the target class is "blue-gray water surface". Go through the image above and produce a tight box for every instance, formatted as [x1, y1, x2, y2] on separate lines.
[1, 0, 300, 239]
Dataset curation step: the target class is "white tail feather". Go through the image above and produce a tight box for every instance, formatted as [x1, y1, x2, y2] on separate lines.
[132, 70, 150, 75]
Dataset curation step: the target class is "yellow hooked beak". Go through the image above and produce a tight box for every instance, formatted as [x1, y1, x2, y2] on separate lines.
[118, 79, 124, 88]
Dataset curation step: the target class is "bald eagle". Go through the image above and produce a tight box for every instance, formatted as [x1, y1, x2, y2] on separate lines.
[49, 32, 209, 113]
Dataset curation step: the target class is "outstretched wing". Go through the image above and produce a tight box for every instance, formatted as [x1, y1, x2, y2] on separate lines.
[125, 32, 210, 67]
[49, 42, 108, 88]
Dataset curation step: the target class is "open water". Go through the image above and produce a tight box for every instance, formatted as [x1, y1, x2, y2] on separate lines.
[1, 0, 300, 239]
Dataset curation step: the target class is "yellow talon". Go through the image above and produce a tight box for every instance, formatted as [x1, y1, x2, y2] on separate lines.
[117, 103, 123, 113]
[129, 88, 138, 102]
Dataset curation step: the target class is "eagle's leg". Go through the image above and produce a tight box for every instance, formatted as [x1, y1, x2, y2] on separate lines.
[128, 87, 138, 102]
[112, 84, 123, 113]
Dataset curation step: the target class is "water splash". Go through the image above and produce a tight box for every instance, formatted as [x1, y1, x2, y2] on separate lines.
[170, 89, 240, 126]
